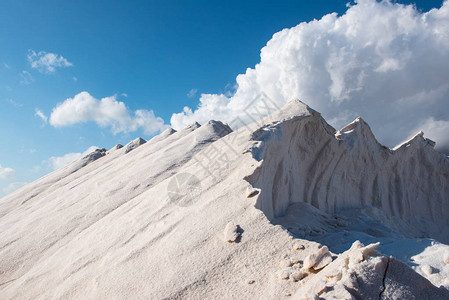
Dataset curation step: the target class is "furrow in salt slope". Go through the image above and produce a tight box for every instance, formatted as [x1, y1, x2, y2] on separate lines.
[246, 99, 449, 242]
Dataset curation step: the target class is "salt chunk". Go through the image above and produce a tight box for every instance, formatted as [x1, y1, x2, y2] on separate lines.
[223, 222, 240, 243]
[276, 268, 293, 280]
[313, 252, 333, 270]
[303, 254, 318, 269]
[304, 246, 330, 269]
[421, 264, 433, 276]
[279, 259, 293, 269]
[290, 270, 306, 282]
[290, 258, 300, 265]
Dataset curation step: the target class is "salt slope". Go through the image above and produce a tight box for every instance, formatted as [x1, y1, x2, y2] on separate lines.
[247, 100, 449, 242]
[0, 118, 317, 299]
[0, 100, 448, 299]
[0, 118, 307, 299]
[0, 120, 245, 297]
[0, 121, 202, 218]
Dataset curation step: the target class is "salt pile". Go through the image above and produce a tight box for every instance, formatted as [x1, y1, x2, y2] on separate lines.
[0, 100, 448, 299]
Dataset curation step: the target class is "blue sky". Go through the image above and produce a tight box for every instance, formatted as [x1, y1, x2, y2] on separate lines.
[0, 0, 446, 196]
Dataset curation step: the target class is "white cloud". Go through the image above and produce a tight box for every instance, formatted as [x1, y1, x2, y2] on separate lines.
[6, 98, 22, 107]
[187, 89, 198, 98]
[20, 70, 34, 85]
[27, 50, 73, 73]
[30, 165, 41, 173]
[35, 109, 48, 123]
[171, 0, 449, 152]
[73, 76, 78, 82]
[48, 146, 99, 170]
[49, 91, 167, 135]
[3, 182, 27, 195]
[0, 165, 15, 179]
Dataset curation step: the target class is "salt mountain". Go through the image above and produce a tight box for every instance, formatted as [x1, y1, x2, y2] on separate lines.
[1, 100, 448, 299]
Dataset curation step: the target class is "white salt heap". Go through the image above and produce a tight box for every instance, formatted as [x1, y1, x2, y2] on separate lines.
[0, 100, 448, 299]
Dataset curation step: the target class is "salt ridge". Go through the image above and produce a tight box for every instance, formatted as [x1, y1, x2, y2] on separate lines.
[248, 100, 449, 243]
[0, 100, 448, 298]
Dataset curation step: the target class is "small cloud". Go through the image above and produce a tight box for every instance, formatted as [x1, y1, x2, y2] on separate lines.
[30, 165, 41, 173]
[49, 91, 167, 135]
[35, 108, 48, 124]
[73, 76, 77, 82]
[3, 62, 11, 69]
[187, 88, 198, 98]
[0, 164, 15, 179]
[27, 49, 73, 73]
[6, 98, 22, 107]
[29, 149, 37, 154]
[3, 182, 27, 195]
[121, 93, 128, 97]
[20, 70, 34, 85]
[48, 146, 98, 170]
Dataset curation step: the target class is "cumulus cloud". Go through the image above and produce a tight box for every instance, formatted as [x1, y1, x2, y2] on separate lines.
[49, 91, 167, 135]
[35, 109, 48, 123]
[171, 0, 449, 152]
[48, 146, 99, 170]
[0, 165, 15, 179]
[27, 50, 73, 73]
